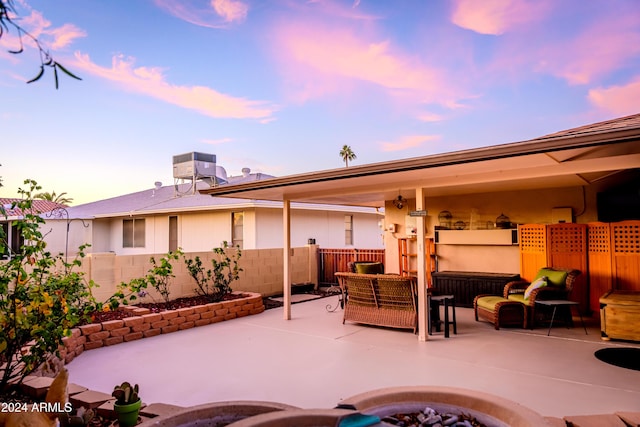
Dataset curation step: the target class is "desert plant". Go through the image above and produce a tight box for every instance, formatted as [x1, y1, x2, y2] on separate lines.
[184, 241, 242, 303]
[112, 381, 141, 427]
[112, 382, 140, 405]
[0, 179, 100, 390]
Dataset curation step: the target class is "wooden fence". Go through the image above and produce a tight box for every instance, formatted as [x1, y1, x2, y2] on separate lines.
[318, 248, 385, 285]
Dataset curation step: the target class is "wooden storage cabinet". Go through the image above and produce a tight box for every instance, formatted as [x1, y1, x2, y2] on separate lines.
[600, 290, 640, 342]
[431, 271, 520, 307]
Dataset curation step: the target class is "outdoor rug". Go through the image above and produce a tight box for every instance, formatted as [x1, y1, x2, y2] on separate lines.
[270, 294, 323, 304]
[594, 347, 640, 371]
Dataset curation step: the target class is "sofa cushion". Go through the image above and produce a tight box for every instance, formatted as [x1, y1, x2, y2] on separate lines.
[355, 262, 384, 274]
[534, 268, 567, 287]
[525, 276, 547, 299]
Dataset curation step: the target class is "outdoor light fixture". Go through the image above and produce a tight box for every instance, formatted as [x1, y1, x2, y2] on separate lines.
[393, 194, 407, 210]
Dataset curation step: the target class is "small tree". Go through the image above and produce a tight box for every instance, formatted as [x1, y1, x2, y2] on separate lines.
[113, 250, 183, 306]
[184, 242, 242, 303]
[0, 180, 99, 389]
[339, 145, 357, 167]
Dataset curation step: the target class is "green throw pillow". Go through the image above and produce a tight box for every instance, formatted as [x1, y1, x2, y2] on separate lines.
[535, 268, 567, 287]
[355, 262, 384, 274]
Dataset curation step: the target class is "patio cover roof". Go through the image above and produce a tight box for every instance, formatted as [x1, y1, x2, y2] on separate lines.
[199, 113, 640, 341]
[200, 113, 640, 207]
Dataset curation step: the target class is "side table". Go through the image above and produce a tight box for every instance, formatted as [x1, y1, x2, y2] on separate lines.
[535, 300, 587, 336]
[429, 294, 457, 338]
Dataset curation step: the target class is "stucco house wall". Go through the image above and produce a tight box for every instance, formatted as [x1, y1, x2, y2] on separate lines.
[42, 204, 382, 258]
[254, 207, 383, 249]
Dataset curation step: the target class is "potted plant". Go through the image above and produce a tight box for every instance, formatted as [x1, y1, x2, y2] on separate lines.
[112, 381, 141, 427]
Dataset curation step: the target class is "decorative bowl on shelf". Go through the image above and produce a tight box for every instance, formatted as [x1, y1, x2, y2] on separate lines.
[495, 213, 511, 229]
[438, 210, 453, 229]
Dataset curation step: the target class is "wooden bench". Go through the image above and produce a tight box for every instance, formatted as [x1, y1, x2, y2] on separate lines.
[335, 273, 417, 333]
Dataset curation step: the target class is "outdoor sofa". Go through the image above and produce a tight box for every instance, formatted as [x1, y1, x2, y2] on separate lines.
[334, 272, 418, 333]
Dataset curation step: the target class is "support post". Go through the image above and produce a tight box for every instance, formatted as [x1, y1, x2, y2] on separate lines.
[283, 198, 292, 320]
[415, 187, 429, 341]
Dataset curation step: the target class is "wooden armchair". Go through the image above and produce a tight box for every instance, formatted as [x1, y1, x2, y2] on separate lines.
[503, 267, 581, 328]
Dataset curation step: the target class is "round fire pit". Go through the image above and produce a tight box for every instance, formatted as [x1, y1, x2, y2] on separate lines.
[137, 401, 298, 427]
[339, 386, 549, 427]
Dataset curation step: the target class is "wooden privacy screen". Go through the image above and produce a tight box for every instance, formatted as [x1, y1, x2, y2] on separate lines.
[520, 221, 640, 316]
[518, 224, 548, 282]
[587, 222, 613, 313]
[610, 221, 640, 291]
[548, 223, 588, 312]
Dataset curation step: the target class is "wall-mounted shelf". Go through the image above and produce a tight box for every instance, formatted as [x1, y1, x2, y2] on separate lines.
[435, 229, 518, 246]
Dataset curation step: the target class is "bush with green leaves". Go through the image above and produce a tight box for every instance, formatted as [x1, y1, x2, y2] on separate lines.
[0, 180, 99, 389]
[113, 250, 183, 306]
[184, 241, 243, 303]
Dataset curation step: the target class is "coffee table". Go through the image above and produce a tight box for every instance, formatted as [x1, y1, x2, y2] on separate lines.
[535, 300, 587, 336]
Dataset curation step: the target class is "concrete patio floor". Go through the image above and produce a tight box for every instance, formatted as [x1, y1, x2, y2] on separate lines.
[66, 295, 640, 419]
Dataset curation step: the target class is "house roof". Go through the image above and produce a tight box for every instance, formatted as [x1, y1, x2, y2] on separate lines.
[0, 198, 68, 219]
[62, 178, 378, 220]
[199, 113, 640, 207]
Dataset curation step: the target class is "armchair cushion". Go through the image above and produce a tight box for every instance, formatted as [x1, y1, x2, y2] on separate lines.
[507, 293, 531, 306]
[525, 276, 547, 299]
[534, 268, 567, 287]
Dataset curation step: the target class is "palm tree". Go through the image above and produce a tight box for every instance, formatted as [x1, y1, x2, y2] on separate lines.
[35, 191, 73, 205]
[339, 145, 357, 167]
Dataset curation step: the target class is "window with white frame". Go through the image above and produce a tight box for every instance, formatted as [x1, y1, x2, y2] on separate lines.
[232, 212, 244, 249]
[345, 215, 353, 246]
[123, 218, 145, 248]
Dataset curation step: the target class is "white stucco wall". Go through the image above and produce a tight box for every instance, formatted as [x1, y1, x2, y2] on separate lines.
[254, 207, 383, 249]
[91, 219, 110, 253]
[51, 206, 383, 256]
[40, 220, 93, 258]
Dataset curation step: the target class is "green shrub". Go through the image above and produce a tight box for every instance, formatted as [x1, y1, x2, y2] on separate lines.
[184, 241, 242, 303]
[0, 180, 99, 389]
[112, 250, 182, 306]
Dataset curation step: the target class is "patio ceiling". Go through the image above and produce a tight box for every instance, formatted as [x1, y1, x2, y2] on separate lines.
[200, 116, 640, 207]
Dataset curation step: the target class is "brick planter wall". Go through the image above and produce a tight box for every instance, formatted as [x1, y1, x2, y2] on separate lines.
[60, 292, 264, 364]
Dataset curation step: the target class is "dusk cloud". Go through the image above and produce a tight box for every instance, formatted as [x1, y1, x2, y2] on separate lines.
[535, 14, 640, 85]
[450, 0, 550, 35]
[588, 77, 640, 116]
[154, 0, 248, 28]
[212, 0, 249, 23]
[272, 21, 463, 109]
[417, 113, 445, 123]
[73, 53, 277, 120]
[7, 9, 86, 50]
